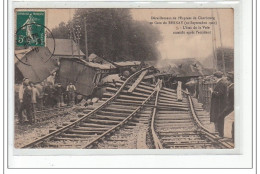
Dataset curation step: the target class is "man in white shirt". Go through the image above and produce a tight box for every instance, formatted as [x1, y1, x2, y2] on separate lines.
[30, 82, 39, 123]
[46, 73, 55, 86]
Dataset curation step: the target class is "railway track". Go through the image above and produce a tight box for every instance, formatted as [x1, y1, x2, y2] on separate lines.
[150, 86, 234, 149]
[21, 67, 234, 149]
[92, 80, 186, 149]
[22, 67, 157, 148]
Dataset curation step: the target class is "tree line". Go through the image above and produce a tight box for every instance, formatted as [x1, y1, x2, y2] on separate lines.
[51, 9, 162, 62]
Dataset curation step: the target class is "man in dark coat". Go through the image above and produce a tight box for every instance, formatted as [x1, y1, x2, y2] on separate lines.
[66, 82, 76, 106]
[220, 72, 234, 119]
[210, 71, 229, 137]
[54, 83, 64, 107]
[220, 72, 234, 139]
[18, 78, 33, 124]
[44, 83, 56, 107]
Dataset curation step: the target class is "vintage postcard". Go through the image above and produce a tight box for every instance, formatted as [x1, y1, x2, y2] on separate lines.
[14, 8, 234, 149]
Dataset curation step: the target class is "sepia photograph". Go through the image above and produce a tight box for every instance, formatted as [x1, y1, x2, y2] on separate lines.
[14, 8, 234, 149]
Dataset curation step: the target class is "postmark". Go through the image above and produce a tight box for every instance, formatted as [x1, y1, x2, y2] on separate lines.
[16, 11, 45, 47]
[15, 23, 56, 66]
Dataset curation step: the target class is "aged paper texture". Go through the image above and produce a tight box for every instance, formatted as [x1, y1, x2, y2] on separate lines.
[14, 8, 234, 149]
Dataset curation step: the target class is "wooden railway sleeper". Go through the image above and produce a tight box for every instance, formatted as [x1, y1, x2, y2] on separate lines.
[83, 85, 157, 149]
[21, 67, 153, 148]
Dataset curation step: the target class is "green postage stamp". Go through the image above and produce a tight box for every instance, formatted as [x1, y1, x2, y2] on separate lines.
[16, 11, 45, 47]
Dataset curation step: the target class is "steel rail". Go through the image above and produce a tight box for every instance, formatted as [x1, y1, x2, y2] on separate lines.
[150, 83, 163, 149]
[187, 94, 233, 149]
[22, 66, 152, 148]
[151, 88, 233, 149]
[84, 87, 157, 149]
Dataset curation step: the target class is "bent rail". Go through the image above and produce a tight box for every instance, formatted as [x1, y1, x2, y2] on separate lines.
[151, 87, 233, 149]
[150, 80, 163, 149]
[187, 94, 233, 149]
[22, 66, 152, 148]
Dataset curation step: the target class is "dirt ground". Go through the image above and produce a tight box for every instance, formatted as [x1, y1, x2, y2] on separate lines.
[13, 102, 97, 148]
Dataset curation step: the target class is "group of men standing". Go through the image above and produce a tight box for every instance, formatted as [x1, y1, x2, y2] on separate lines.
[17, 77, 77, 125]
[210, 71, 234, 138]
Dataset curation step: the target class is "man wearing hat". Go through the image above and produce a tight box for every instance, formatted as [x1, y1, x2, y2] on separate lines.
[35, 82, 45, 111]
[18, 78, 32, 124]
[221, 72, 234, 140]
[55, 83, 65, 107]
[30, 82, 39, 123]
[209, 71, 229, 137]
[221, 72, 234, 116]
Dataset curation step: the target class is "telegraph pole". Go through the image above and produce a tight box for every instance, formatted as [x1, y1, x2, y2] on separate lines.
[69, 27, 74, 58]
[211, 9, 217, 70]
[216, 10, 226, 74]
[84, 17, 88, 61]
[74, 23, 81, 57]
[69, 10, 74, 58]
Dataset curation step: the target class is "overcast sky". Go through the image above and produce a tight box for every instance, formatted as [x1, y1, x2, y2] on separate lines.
[46, 8, 233, 60]
[131, 9, 233, 60]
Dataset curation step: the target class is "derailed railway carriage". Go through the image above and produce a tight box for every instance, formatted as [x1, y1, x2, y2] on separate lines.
[58, 57, 117, 96]
[58, 58, 142, 97]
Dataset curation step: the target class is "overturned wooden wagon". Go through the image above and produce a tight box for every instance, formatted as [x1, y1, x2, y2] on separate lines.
[57, 58, 117, 96]
[15, 38, 84, 83]
[15, 47, 59, 83]
[57, 58, 142, 97]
